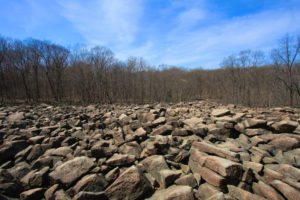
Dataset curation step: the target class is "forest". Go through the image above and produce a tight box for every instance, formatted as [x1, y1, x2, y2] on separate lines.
[0, 35, 299, 107]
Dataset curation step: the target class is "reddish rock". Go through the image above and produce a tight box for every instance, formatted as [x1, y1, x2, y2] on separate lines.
[105, 166, 152, 200]
[203, 156, 243, 179]
[200, 167, 226, 188]
[192, 141, 240, 162]
[72, 174, 108, 194]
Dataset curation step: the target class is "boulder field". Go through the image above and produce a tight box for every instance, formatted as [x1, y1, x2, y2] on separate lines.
[0, 101, 299, 200]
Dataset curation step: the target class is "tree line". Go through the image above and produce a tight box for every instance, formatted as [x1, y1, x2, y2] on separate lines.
[0, 35, 299, 107]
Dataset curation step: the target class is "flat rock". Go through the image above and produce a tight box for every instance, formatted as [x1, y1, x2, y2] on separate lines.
[211, 109, 230, 117]
[49, 156, 94, 186]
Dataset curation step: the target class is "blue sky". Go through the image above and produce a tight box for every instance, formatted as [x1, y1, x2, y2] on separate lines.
[0, 0, 299, 69]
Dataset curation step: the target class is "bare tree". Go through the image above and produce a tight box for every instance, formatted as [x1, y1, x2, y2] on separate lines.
[272, 34, 300, 106]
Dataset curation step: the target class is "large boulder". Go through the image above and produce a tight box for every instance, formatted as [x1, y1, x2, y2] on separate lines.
[105, 166, 152, 200]
[49, 156, 94, 186]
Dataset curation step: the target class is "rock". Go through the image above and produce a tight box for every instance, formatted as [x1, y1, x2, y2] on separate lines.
[105, 166, 152, 200]
[211, 109, 230, 117]
[52, 189, 71, 200]
[197, 183, 221, 200]
[0, 182, 23, 197]
[192, 141, 240, 162]
[119, 142, 142, 159]
[0, 140, 28, 164]
[28, 166, 49, 187]
[152, 125, 173, 135]
[91, 142, 116, 158]
[73, 173, 108, 194]
[138, 155, 169, 183]
[73, 191, 108, 200]
[243, 118, 267, 128]
[203, 156, 243, 179]
[51, 146, 73, 157]
[105, 167, 120, 183]
[200, 167, 226, 188]
[147, 185, 194, 200]
[106, 154, 135, 166]
[228, 185, 266, 200]
[157, 169, 181, 188]
[270, 136, 299, 151]
[272, 120, 298, 133]
[270, 180, 300, 200]
[188, 148, 207, 175]
[253, 181, 285, 200]
[44, 184, 59, 200]
[174, 173, 197, 188]
[278, 164, 300, 181]
[172, 128, 189, 136]
[7, 112, 25, 122]
[263, 168, 284, 183]
[183, 117, 203, 128]
[20, 188, 45, 200]
[152, 117, 166, 126]
[8, 161, 31, 180]
[49, 156, 94, 186]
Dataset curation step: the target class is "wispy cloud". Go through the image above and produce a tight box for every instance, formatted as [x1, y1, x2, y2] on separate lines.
[59, 0, 143, 49]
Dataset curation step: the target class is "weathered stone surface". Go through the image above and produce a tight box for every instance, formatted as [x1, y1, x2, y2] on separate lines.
[272, 120, 298, 133]
[203, 156, 243, 179]
[270, 180, 300, 200]
[147, 185, 194, 200]
[192, 141, 240, 162]
[270, 136, 299, 151]
[197, 183, 221, 200]
[211, 109, 230, 117]
[174, 173, 197, 188]
[139, 155, 169, 182]
[105, 166, 152, 200]
[73, 173, 108, 194]
[253, 181, 285, 200]
[49, 156, 94, 186]
[20, 188, 45, 200]
[157, 169, 181, 188]
[183, 117, 203, 128]
[228, 185, 266, 200]
[151, 125, 173, 135]
[200, 167, 226, 188]
[106, 153, 135, 166]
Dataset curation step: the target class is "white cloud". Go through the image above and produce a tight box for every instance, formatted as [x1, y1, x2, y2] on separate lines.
[157, 8, 300, 68]
[58, 0, 143, 48]
[57, 0, 300, 69]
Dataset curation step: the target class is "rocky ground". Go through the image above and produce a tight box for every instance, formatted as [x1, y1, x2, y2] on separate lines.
[0, 101, 299, 200]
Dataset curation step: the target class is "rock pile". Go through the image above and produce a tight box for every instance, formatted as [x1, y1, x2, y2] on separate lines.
[0, 101, 299, 200]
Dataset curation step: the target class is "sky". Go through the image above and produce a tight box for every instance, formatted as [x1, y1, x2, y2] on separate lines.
[0, 0, 300, 69]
